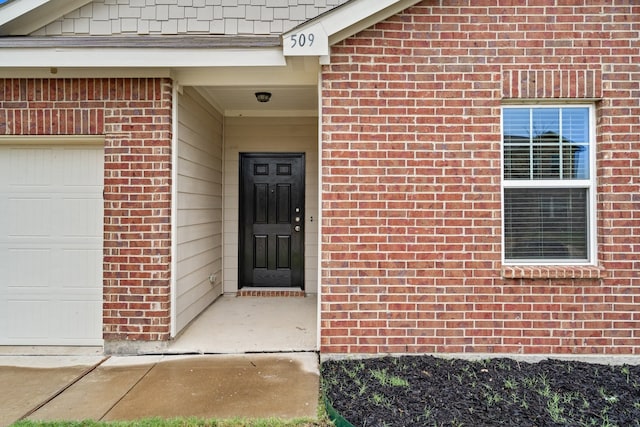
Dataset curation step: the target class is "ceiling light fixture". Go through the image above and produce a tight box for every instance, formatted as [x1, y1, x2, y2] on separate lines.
[255, 92, 272, 103]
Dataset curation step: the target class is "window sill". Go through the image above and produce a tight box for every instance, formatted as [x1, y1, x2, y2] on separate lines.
[501, 265, 605, 279]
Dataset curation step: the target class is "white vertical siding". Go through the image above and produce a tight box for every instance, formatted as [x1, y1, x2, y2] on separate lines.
[223, 116, 318, 294]
[175, 87, 223, 333]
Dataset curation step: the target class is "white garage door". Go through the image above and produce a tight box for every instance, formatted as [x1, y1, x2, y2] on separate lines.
[0, 142, 103, 345]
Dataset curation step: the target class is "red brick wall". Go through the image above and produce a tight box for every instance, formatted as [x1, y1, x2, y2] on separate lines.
[0, 78, 173, 342]
[320, 1, 640, 354]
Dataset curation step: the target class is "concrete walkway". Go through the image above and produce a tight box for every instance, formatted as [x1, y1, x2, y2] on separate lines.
[0, 353, 319, 426]
[168, 295, 317, 354]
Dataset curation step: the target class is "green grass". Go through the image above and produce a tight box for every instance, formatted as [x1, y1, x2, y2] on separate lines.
[13, 384, 335, 427]
[370, 368, 409, 388]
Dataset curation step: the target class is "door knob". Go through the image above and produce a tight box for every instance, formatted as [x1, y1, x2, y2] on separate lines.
[294, 225, 301, 232]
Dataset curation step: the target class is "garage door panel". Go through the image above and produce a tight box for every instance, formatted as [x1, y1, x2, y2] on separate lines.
[63, 148, 104, 186]
[5, 248, 52, 286]
[57, 249, 102, 288]
[3, 299, 102, 343]
[56, 300, 102, 339]
[7, 197, 53, 237]
[5, 246, 101, 286]
[5, 299, 49, 341]
[62, 198, 103, 237]
[4, 197, 102, 239]
[3, 148, 53, 186]
[0, 144, 104, 346]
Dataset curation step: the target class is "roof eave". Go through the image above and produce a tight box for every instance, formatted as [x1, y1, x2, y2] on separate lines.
[0, 35, 282, 48]
[0, 46, 288, 68]
[282, 0, 421, 57]
[0, 0, 423, 67]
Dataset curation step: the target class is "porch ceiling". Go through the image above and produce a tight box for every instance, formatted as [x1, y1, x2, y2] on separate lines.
[167, 54, 321, 117]
[198, 85, 317, 117]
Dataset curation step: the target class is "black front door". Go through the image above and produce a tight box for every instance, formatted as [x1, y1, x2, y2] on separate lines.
[239, 153, 305, 288]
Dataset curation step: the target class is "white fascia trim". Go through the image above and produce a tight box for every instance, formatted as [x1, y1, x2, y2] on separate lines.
[315, 67, 323, 352]
[0, 134, 104, 145]
[170, 82, 179, 338]
[0, 67, 172, 78]
[0, 47, 287, 68]
[0, 0, 52, 27]
[283, 0, 421, 56]
[0, 0, 93, 35]
[325, 0, 421, 44]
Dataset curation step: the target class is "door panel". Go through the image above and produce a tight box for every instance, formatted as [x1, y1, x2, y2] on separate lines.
[276, 184, 291, 223]
[240, 153, 304, 288]
[276, 235, 291, 269]
[254, 184, 269, 223]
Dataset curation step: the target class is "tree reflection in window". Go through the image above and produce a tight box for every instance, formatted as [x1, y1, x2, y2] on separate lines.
[502, 107, 591, 262]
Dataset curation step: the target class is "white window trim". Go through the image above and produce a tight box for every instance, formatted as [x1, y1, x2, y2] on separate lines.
[501, 104, 597, 266]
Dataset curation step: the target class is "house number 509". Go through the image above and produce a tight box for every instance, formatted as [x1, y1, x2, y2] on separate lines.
[290, 33, 315, 48]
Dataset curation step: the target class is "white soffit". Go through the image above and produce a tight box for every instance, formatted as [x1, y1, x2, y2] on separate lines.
[283, 0, 421, 57]
[0, 0, 93, 35]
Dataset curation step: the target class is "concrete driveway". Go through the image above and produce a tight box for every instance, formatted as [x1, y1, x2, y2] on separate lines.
[0, 353, 319, 426]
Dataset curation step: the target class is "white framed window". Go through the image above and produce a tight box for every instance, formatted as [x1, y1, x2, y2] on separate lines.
[501, 105, 596, 265]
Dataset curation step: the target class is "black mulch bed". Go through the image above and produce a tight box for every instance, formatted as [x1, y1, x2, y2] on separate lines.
[321, 355, 640, 427]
